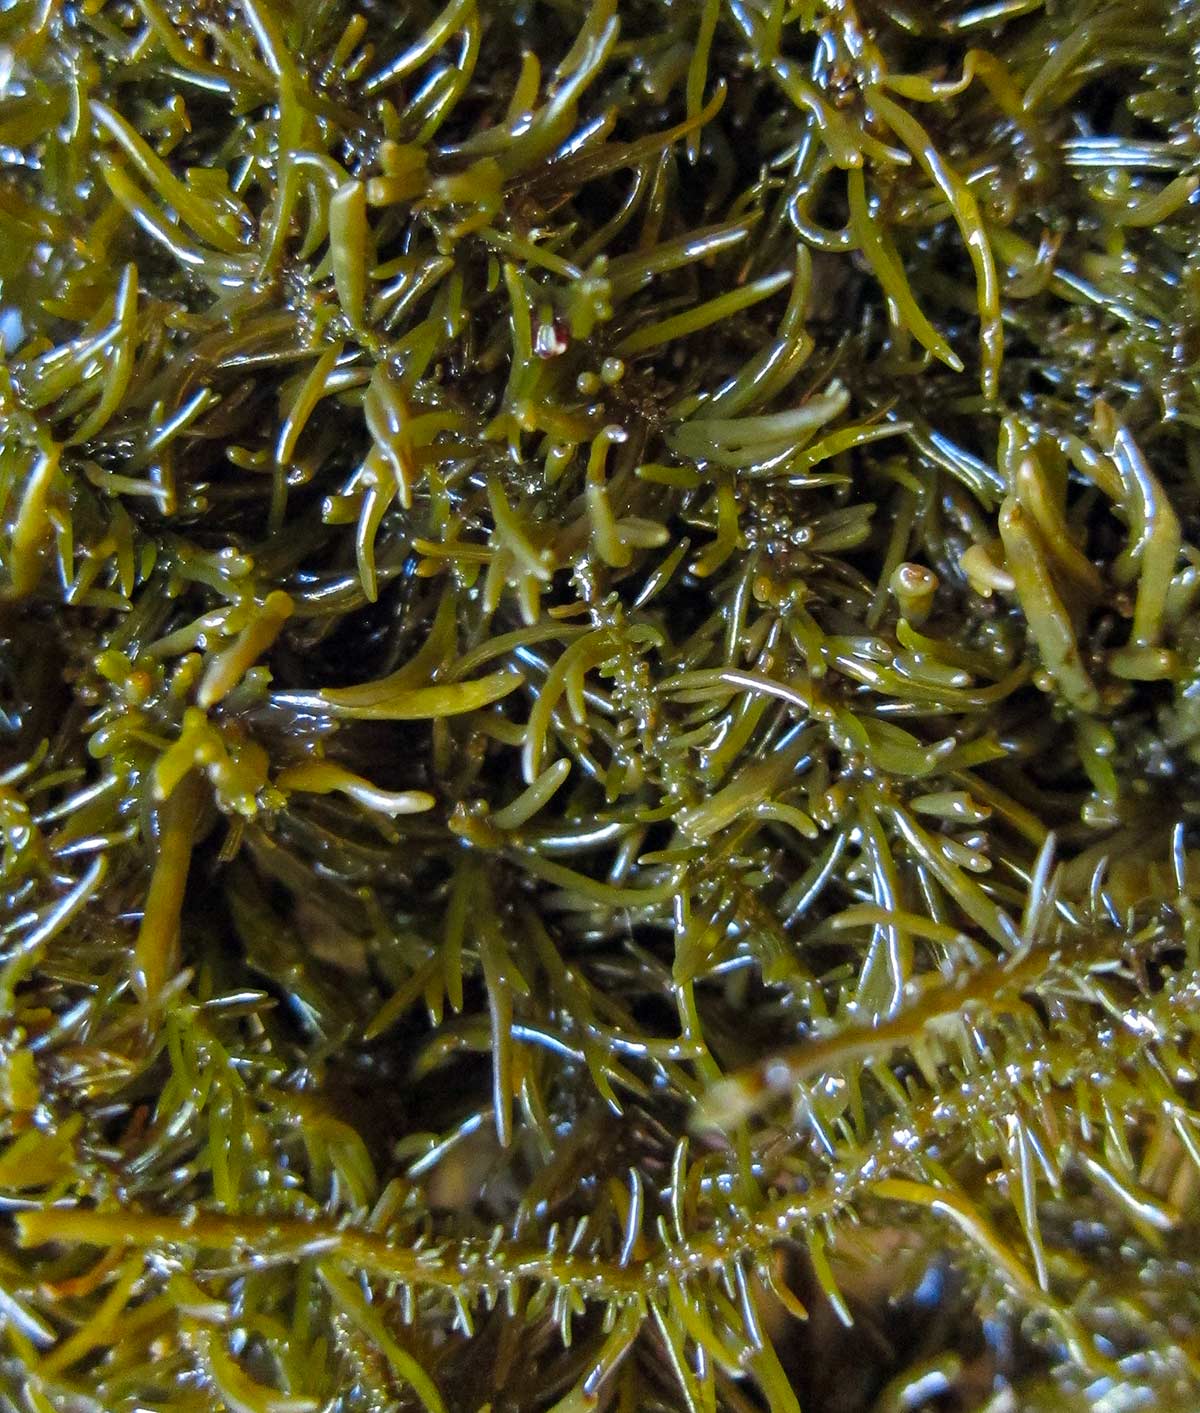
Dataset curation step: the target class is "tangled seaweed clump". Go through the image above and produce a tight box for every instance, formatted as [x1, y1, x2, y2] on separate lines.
[3, 0, 1200, 1406]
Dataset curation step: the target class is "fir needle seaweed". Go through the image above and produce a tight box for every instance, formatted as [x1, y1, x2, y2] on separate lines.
[2, 0, 1200, 1409]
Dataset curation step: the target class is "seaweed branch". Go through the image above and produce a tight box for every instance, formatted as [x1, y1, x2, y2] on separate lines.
[3, 0, 1200, 1408]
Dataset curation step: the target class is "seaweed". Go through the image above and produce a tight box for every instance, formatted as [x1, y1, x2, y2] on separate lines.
[2, 0, 1200, 1408]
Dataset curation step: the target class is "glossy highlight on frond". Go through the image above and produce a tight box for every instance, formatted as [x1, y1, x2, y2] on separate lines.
[1, 0, 1200, 1408]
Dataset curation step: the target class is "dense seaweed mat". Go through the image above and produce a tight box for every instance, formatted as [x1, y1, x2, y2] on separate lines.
[3, 0, 1200, 1407]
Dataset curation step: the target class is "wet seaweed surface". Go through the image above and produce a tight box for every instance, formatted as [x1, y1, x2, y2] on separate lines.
[2, 0, 1200, 1408]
